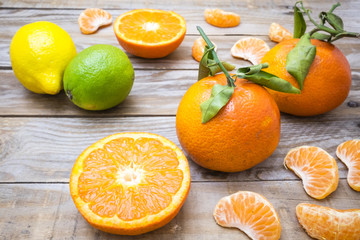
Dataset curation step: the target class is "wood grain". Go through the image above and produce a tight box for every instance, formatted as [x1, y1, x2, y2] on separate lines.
[0, 69, 359, 116]
[0, 116, 359, 183]
[2, 0, 359, 11]
[1, 1, 360, 239]
[1, 9, 360, 69]
[0, 181, 359, 240]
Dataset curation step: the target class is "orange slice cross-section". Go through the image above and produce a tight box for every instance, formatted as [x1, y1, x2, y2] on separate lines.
[70, 132, 191, 235]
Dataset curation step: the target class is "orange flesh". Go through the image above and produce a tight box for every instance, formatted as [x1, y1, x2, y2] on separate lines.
[296, 203, 360, 240]
[336, 139, 360, 191]
[214, 191, 281, 240]
[284, 146, 338, 199]
[77, 137, 183, 220]
[117, 11, 183, 43]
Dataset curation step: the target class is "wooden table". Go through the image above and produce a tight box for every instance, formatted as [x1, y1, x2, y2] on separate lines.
[1, 0, 359, 239]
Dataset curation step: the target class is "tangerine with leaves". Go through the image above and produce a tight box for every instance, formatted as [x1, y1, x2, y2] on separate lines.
[261, 1, 358, 116]
[176, 73, 281, 172]
[70, 132, 191, 235]
[262, 39, 351, 116]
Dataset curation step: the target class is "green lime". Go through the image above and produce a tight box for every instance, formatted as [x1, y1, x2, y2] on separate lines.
[63, 44, 134, 110]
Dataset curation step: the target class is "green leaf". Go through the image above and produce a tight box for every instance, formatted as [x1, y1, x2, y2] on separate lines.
[293, 5, 307, 38]
[311, 32, 332, 41]
[285, 33, 316, 90]
[208, 61, 235, 76]
[244, 72, 301, 94]
[198, 50, 211, 80]
[237, 63, 268, 76]
[325, 12, 344, 31]
[200, 84, 234, 124]
[236, 64, 300, 94]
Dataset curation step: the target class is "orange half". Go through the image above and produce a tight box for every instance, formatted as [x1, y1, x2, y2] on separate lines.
[213, 191, 281, 240]
[69, 132, 191, 235]
[296, 203, 360, 239]
[284, 146, 339, 199]
[113, 9, 186, 58]
[336, 139, 360, 191]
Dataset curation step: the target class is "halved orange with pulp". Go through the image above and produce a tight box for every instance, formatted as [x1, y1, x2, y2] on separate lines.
[113, 9, 186, 58]
[69, 132, 191, 235]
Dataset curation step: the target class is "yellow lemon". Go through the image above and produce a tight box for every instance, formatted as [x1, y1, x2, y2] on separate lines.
[10, 21, 77, 94]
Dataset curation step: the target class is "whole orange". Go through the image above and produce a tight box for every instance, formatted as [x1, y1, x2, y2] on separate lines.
[176, 73, 280, 172]
[261, 39, 351, 116]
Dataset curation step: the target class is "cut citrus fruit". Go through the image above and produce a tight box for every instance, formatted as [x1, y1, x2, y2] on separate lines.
[204, 8, 240, 28]
[336, 139, 360, 191]
[268, 23, 292, 43]
[284, 146, 339, 199]
[69, 132, 191, 235]
[231, 37, 270, 65]
[113, 9, 186, 58]
[296, 203, 360, 240]
[213, 191, 281, 240]
[192, 37, 217, 62]
[78, 8, 112, 34]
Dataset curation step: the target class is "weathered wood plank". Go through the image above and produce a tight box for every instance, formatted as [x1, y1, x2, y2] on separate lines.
[1, 9, 359, 68]
[0, 181, 359, 239]
[0, 69, 359, 116]
[0, 116, 359, 183]
[1, 0, 359, 11]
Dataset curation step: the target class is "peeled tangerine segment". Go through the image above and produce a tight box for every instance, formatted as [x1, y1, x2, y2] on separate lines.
[213, 191, 281, 240]
[284, 146, 339, 199]
[78, 8, 112, 34]
[296, 203, 360, 240]
[269, 23, 292, 43]
[230, 37, 270, 65]
[204, 8, 240, 28]
[336, 139, 360, 191]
